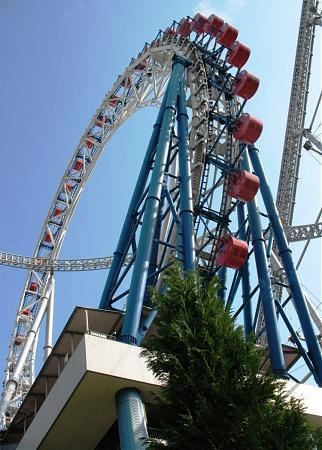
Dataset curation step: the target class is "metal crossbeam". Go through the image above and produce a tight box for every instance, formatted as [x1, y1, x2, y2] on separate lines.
[286, 222, 322, 242]
[303, 129, 322, 154]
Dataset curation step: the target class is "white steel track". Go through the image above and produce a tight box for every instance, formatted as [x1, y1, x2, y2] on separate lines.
[1, 17, 271, 428]
[0, 31, 210, 427]
[0, 251, 127, 271]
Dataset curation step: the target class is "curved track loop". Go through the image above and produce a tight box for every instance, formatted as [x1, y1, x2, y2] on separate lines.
[3, 31, 211, 418]
[2, 15, 263, 424]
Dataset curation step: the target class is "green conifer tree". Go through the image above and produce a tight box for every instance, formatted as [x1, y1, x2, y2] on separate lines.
[142, 264, 321, 450]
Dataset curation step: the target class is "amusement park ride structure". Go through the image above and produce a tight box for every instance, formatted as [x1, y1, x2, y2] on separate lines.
[0, 1, 321, 447]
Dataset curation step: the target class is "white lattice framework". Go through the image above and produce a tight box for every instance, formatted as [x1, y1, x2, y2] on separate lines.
[0, 30, 212, 427]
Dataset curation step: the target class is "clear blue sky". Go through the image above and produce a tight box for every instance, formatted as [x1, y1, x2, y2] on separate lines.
[0, 0, 321, 377]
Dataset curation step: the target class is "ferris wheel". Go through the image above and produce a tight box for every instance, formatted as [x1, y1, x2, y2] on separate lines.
[0, 5, 321, 437]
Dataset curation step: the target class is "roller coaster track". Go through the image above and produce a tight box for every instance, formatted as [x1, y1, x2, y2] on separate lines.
[0, 251, 131, 271]
[2, 219, 321, 272]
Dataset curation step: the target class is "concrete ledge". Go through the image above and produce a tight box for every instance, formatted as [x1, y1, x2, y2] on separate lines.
[17, 335, 160, 450]
[5, 306, 322, 449]
[286, 380, 322, 427]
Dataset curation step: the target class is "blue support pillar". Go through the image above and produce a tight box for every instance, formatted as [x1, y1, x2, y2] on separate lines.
[99, 83, 170, 309]
[116, 388, 149, 450]
[226, 271, 242, 309]
[144, 194, 164, 306]
[163, 185, 183, 262]
[242, 151, 286, 376]
[237, 203, 253, 337]
[120, 57, 189, 343]
[248, 144, 322, 386]
[177, 72, 195, 272]
[137, 309, 158, 345]
[217, 266, 227, 302]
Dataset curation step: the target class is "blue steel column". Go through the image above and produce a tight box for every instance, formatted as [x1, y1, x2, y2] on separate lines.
[120, 57, 189, 343]
[144, 201, 163, 306]
[248, 144, 322, 386]
[242, 152, 286, 375]
[217, 266, 227, 302]
[99, 85, 170, 309]
[116, 388, 149, 450]
[177, 71, 195, 272]
[237, 203, 252, 337]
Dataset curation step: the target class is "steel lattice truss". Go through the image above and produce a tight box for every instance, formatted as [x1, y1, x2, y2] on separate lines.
[0, 251, 129, 271]
[256, 0, 322, 346]
[276, 0, 321, 228]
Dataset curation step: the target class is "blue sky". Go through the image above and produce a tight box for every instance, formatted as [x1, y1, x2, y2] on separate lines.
[0, 0, 321, 377]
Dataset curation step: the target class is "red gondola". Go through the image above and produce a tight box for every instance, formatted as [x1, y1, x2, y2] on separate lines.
[228, 169, 260, 202]
[190, 13, 208, 34]
[233, 113, 263, 144]
[177, 18, 191, 37]
[216, 234, 248, 269]
[204, 14, 224, 37]
[232, 71, 260, 100]
[217, 23, 238, 48]
[226, 42, 250, 68]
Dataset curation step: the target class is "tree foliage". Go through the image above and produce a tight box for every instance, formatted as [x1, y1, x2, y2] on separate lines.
[142, 264, 321, 450]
